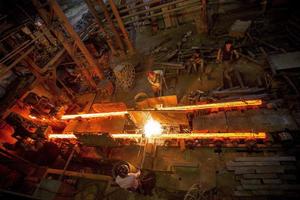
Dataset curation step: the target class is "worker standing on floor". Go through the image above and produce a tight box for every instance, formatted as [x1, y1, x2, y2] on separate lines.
[187, 50, 205, 80]
[147, 70, 163, 97]
[216, 40, 239, 87]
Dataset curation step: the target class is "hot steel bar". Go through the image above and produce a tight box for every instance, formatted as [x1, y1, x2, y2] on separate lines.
[48, 132, 266, 140]
[60, 99, 262, 119]
[61, 111, 129, 120]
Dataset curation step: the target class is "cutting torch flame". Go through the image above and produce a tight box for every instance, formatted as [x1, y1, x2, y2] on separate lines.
[144, 119, 163, 138]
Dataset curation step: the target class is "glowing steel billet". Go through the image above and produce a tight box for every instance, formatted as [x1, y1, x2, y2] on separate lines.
[156, 99, 262, 111]
[61, 111, 128, 120]
[61, 100, 262, 120]
[48, 132, 266, 140]
[111, 132, 266, 139]
[48, 134, 77, 139]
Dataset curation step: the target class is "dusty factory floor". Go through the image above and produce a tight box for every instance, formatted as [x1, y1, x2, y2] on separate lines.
[1, 1, 300, 200]
[71, 145, 299, 200]
[68, 9, 299, 199]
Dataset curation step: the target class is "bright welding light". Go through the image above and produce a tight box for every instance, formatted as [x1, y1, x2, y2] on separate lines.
[29, 115, 37, 119]
[48, 134, 77, 139]
[144, 119, 162, 138]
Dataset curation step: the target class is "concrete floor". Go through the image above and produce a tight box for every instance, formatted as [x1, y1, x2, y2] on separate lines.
[90, 145, 289, 200]
[72, 8, 298, 200]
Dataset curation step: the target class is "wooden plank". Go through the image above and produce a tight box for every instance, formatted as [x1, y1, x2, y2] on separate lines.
[280, 174, 297, 180]
[227, 166, 284, 173]
[283, 165, 297, 170]
[235, 156, 296, 162]
[263, 179, 282, 184]
[241, 179, 261, 185]
[154, 62, 185, 69]
[243, 174, 278, 179]
[252, 190, 284, 196]
[242, 184, 300, 190]
[234, 190, 253, 197]
[227, 161, 280, 167]
[234, 169, 255, 175]
[255, 166, 284, 174]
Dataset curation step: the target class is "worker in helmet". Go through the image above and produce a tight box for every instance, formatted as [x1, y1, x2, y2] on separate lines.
[147, 70, 163, 97]
[115, 164, 141, 192]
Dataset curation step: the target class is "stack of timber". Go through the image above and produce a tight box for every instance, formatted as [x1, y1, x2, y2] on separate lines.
[226, 156, 299, 198]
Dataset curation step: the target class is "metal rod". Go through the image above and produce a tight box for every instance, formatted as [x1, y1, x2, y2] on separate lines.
[48, 132, 267, 140]
[59, 145, 76, 181]
[122, 0, 196, 20]
[125, 3, 201, 25]
[60, 99, 262, 120]
[119, 0, 161, 14]
[0, 31, 45, 64]
[0, 46, 34, 76]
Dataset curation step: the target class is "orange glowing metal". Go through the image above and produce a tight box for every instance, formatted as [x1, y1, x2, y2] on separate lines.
[48, 134, 77, 139]
[61, 111, 128, 120]
[48, 132, 266, 140]
[156, 99, 262, 111]
[111, 132, 266, 139]
[29, 115, 37, 119]
[60, 100, 262, 120]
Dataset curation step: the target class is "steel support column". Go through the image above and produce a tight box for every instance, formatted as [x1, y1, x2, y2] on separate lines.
[108, 0, 134, 54]
[84, 0, 117, 56]
[95, 0, 125, 53]
[25, 57, 74, 102]
[49, 0, 104, 79]
[201, 0, 208, 33]
[32, 0, 97, 89]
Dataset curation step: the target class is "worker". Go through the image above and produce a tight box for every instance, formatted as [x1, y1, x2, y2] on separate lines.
[187, 50, 204, 79]
[147, 70, 163, 97]
[216, 40, 239, 87]
[115, 164, 141, 192]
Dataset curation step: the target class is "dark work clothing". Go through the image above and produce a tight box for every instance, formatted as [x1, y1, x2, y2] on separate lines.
[222, 47, 234, 61]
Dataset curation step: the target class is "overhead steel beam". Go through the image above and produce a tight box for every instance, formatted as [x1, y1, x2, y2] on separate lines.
[201, 0, 208, 33]
[108, 0, 134, 54]
[49, 0, 104, 80]
[32, 0, 97, 89]
[84, 0, 117, 56]
[95, 0, 125, 53]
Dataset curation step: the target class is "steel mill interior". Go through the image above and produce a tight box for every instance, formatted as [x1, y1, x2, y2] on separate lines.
[0, 0, 300, 199]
